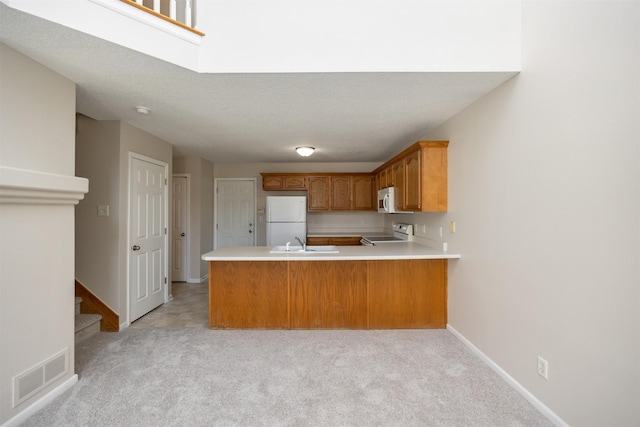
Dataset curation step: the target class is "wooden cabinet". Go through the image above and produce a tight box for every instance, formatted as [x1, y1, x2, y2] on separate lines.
[263, 172, 375, 212]
[260, 173, 307, 190]
[353, 175, 374, 210]
[307, 176, 330, 211]
[207, 259, 448, 329]
[404, 150, 421, 210]
[307, 236, 362, 246]
[209, 261, 289, 329]
[290, 261, 367, 328]
[330, 176, 351, 210]
[372, 141, 448, 212]
[260, 140, 448, 212]
[392, 160, 405, 211]
[368, 259, 447, 329]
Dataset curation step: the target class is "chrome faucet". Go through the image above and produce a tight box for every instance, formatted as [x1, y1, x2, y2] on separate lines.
[295, 236, 306, 251]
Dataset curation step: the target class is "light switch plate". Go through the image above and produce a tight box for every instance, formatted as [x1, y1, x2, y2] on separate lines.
[97, 205, 109, 217]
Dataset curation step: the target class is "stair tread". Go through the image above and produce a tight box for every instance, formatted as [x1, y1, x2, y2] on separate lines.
[75, 313, 102, 332]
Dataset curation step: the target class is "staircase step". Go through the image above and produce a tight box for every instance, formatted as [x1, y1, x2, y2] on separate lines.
[75, 313, 101, 344]
[75, 296, 82, 315]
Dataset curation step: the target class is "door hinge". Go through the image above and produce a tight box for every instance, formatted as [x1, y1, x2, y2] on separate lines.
[164, 277, 167, 284]
[165, 178, 168, 185]
[216, 223, 218, 230]
[164, 227, 167, 234]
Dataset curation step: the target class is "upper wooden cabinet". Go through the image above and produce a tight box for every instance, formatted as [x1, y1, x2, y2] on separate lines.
[373, 141, 448, 212]
[307, 176, 330, 211]
[353, 175, 374, 210]
[261, 140, 447, 212]
[331, 176, 351, 210]
[261, 173, 307, 190]
[261, 172, 375, 212]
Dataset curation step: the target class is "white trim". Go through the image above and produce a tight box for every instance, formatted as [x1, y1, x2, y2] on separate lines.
[0, 166, 88, 205]
[171, 173, 190, 283]
[88, 0, 202, 45]
[213, 178, 257, 250]
[1, 374, 78, 427]
[447, 325, 568, 427]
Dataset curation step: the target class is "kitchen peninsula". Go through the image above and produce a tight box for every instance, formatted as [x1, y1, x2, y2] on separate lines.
[201, 244, 460, 330]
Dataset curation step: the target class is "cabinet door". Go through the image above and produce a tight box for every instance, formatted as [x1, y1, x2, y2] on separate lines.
[368, 259, 447, 329]
[284, 175, 306, 189]
[392, 161, 405, 210]
[331, 176, 352, 210]
[353, 175, 374, 210]
[404, 150, 421, 211]
[262, 175, 284, 190]
[307, 176, 330, 211]
[290, 261, 367, 328]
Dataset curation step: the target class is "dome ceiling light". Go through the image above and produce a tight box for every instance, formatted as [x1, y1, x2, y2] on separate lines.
[295, 146, 315, 157]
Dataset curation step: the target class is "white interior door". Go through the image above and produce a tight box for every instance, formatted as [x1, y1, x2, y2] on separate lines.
[216, 179, 256, 248]
[130, 156, 167, 322]
[171, 175, 188, 282]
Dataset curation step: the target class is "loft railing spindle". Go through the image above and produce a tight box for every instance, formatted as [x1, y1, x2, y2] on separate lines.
[185, 0, 192, 27]
[169, 0, 177, 20]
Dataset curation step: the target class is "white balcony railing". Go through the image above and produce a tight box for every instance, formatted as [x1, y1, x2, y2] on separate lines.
[122, 0, 203, 36]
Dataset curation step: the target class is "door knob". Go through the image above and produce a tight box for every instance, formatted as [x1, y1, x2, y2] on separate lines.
[132, 245, 141, 251]
[180, 233, 185, 237]
[249, 229, 253, 234]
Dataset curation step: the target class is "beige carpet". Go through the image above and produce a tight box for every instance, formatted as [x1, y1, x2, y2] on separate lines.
[23, 328, 553, 426]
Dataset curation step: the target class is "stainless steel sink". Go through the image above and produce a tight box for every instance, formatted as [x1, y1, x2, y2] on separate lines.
[269, 245, 339, 254]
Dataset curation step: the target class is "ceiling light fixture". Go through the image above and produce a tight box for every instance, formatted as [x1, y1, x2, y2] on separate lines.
[135, 106, 150, 115]
[295, 146, 315, 157]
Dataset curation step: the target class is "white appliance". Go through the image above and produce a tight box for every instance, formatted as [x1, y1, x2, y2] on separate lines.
[378, 187, 400, 213]
[360, 223, 414, 246]
[266, 196, 307, 246]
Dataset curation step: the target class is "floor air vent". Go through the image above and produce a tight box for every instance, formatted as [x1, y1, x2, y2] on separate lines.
[13, 348, 69, 407]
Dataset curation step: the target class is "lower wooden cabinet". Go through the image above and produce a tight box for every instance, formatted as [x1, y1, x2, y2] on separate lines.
[208, 259, 447, 329]
[368, 259, 447, 329]
[290, 261, 367, 328]
[209, 261, 289, 329]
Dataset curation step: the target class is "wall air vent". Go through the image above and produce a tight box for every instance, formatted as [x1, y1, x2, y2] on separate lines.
[13, 348, 69, 407]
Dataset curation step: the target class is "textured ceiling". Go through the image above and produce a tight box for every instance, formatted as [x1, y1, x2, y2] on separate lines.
[0, 4, 517, 163]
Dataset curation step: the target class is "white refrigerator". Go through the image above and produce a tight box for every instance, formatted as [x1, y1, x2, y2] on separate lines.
[266, 196, 307, 246]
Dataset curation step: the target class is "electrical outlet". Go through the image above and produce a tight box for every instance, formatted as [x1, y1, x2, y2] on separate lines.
[449, 221, 456, 233]
[537, 356, 548, 380]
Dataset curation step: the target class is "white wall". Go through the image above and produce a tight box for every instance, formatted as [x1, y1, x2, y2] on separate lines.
[0, 44, 86, 425]
[416, 2, 639, 425]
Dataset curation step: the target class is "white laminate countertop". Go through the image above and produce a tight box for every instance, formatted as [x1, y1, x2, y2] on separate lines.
[201, 243, 460, 261]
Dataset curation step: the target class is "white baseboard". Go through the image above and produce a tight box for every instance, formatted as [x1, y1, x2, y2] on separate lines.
[447, 325, 568, 427]
[1, 374, 78, 427]
[187, 274, 208, 284]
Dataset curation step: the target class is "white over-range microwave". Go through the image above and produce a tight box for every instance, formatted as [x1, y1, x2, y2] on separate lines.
[377, 187, 400, 213]
[377, 187, 413, 214]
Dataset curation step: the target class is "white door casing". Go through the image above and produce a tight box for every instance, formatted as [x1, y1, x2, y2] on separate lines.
[215, 179, 256, 249]
[171, 175, 188, 282]
[129, 154, 168, 323]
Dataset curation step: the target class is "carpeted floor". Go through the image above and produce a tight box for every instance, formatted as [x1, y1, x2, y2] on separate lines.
[23, 328, 553, 426]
